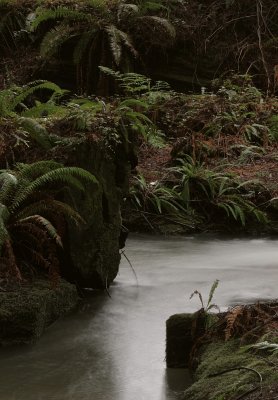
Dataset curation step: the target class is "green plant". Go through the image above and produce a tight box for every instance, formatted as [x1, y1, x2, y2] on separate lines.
[242, 123, 269, 145]
[130, 173, 183, 214]
[128, 172, 197, 230]
[171, 156, 268, 226]
[190, 279, 220, 329]
[190, 279, 220, 313]
[230, 145, 266, 164]
[268, 115, 278, 141]
[243, 341, 278, 354]
[28, 2, 175, 93]
[0, 160, 98, 283]
[99, 66, 171, 98]
[0, 80, 66, 149]
[0, 80, 65, 117]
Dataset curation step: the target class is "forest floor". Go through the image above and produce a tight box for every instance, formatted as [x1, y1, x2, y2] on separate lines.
[137, 143, 278, 196]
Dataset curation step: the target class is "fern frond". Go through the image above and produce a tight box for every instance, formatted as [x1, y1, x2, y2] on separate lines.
[138, 0, 169, 13]
[105, 25, 123, 66]
[105, 25, 138, 66]
[18, 215, 63, 247]
[0, 205, 10, 253]
[10, 80, 64, 111]
[16, 200, 85, 225]
[207, 279, 219, 308]
[0, 173, 17, 204]
[248, 341, 278, 353]
[138, 15, 176, 43]
[20, 245, 51, 271]
[73, 30, 96, 65]
[21, 102, 67, 118]
[119, 98, 149, 110]
[16, 160, 63, 181]
[1, 239, 22, 281]
[190, 290, 205, 309]
[11, 167, 98, 212]
[116, 28, 138, 59]
[17, 117, 52, 150]
[0, 88, 16, 116]
[40, 24, 75, 59]
[225, 305, 245, 341]
[29, 7, 89, 32]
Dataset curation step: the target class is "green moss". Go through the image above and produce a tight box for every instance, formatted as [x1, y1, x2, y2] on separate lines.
[184, 339, 278, 400]
[0, 279, 79, 345]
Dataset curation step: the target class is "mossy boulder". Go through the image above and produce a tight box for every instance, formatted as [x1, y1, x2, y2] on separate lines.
[166, 310, 207, 368]
[0, 279, 79, 345]
[166, 313, 196, 368]
[184, 339, 278, 400]
[166, 312, 278, 400]
[63, 139, 131, 289]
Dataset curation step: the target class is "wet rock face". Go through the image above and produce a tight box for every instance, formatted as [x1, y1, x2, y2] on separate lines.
[63, 140, 131, 289]
[166, 313, 195, 368]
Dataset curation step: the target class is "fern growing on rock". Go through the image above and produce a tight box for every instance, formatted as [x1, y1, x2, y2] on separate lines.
[0, 160, 98, 283]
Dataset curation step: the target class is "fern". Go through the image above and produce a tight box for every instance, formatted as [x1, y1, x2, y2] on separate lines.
[190, 279, 220, 313]
[138, 15, 176, 45]
[17, 117, 52, 150]
[0, 160, 98, 282]
[245, 341, 278, 353]
[40, 24, 75, 59]
[29, 7, 90, 32]
[106, 25, 138, 66]
[0, 204, 10, 252]
[225, 305, 245, 341]
[11, 166, 98, 212]
[15, 160, 63, 181]
[19, 215, 63, 247]
[73, 30, 96, 65]
[0, 173, 17, 204]
[10, 81, 64, 111]
[99, 66, 151, 94]
[0, 80, 64, 117]
[16, 200, 85, 225]
[139, 1, 168, 13]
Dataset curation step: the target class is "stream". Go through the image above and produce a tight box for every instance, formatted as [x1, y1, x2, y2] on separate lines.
[0, 234, 278, 400]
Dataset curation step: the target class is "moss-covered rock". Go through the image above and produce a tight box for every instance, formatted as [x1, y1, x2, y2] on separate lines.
[0, 279, 79, 345]
[63, 139, 131, 289]
[184, 339, 278, 400]
[166, 312, 278, 399]
[166, 313, 196, 368]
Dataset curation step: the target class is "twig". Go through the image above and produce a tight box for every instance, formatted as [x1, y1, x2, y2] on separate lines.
[256, 0, 271, 94]
[105, 275, 112, 299]
[120, 250, 138, 287]
[208, 366, 263, 383]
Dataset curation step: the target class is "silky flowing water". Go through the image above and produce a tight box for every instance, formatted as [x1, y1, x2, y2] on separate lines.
[0, 234, 278, 400]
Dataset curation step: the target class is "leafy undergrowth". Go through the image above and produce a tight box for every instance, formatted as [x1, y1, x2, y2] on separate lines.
[123, 77, 278, 234]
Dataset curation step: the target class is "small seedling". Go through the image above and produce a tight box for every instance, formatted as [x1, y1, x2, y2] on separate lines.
[190, 279, 220, 313]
